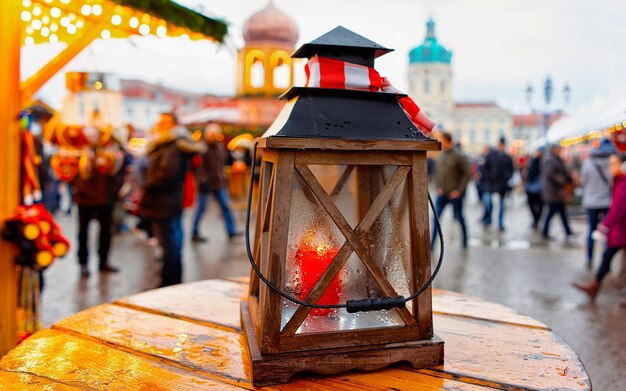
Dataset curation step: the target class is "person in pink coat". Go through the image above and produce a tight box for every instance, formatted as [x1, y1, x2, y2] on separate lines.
[574, 154, 626, 304]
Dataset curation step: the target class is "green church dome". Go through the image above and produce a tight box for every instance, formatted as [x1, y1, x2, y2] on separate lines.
[409, 19, 452, 65]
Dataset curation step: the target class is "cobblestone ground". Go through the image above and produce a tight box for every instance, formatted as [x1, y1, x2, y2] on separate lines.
[41, 189, 625, 390]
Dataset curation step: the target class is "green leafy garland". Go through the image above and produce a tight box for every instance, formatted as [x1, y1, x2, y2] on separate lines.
[111, 0, 228, 42]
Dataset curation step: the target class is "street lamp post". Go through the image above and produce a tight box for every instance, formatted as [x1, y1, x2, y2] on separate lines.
[524, 78, 570, 148]
[563, 83, 571, 107]
[525, 83, 533, 111]
[543, 76, 553, 144]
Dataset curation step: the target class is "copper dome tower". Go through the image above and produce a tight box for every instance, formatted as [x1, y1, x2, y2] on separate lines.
[242, 1, 299, 47]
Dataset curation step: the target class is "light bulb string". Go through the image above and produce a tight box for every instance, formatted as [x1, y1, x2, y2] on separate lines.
[245, 142, 444, 312]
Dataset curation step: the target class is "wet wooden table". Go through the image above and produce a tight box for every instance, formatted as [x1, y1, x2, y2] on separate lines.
[0, 278, 591, 390]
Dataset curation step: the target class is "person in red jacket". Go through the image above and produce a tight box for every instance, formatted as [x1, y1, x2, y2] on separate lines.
[574, 154, 626, 302]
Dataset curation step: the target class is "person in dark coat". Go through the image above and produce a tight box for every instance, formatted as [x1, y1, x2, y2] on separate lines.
[191, 124, 240, 242]
[72, 143, 126, 277]
[525, 148, 544, 230]
[431, 132, 471, 249]
[574, 155, 626, 301]
[140, 113, 206, 287]
[481, 138, 514, 231]
[540, 144, 574, 239]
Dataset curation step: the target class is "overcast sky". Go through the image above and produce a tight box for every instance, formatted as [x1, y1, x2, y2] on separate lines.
[23, 0, 626, 115]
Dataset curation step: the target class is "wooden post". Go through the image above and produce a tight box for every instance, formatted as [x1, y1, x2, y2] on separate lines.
[0, 0, 23, 355]
[21, 25, 103, 105]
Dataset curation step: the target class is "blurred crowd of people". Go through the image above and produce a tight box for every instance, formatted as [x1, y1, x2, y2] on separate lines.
[42, 112, 244, 287]
[429, 131, 626, 307]
[38, 118, 626, 305]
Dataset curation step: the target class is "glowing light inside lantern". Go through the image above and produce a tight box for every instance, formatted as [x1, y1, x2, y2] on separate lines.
[294, 231, 341, 316]
[51, 7, 61, 18]
[129, 17, 139, 28]
[111, 15, 122, 26]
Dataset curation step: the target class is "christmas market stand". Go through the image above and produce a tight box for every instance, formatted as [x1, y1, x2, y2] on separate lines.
[0, 0, 227, 356]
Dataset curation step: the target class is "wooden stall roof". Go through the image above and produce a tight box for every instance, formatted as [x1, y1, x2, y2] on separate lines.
[0, 278, 591, 390]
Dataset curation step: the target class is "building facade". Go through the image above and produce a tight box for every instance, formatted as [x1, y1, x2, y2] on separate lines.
[121, 79, 202, 134]
[408, 19, 513, 156]
[512, 112, 564, 152]
[236, 1, 298, 97]
[182, 1, 297, 132]
[454, 103, 514, 154]
[408, 19, 454, 130]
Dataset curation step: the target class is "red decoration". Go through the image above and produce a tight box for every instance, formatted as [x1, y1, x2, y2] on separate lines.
[612, 127, 626, 153]
[304, 56, 436, 134]
[50, 154, 79, 182]
[2, 204, 70, 270]
[294, 231, 341, 316]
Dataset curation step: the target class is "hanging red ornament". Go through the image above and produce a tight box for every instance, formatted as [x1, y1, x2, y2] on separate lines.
[50, 154, 79, 182]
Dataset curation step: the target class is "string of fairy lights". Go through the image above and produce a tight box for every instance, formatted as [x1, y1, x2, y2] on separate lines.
[560, 120, 626, 148]
[20, 0, 213, 47]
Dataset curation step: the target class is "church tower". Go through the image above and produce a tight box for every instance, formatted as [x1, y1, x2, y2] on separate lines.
[408, 19, 453, 130]
[237, 1, 299, 97]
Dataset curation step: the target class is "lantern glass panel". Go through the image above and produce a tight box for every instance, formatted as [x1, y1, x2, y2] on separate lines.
[280, 163, 413, 334]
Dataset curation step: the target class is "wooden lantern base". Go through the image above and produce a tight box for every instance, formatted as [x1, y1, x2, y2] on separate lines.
[241, 302, 444, 386]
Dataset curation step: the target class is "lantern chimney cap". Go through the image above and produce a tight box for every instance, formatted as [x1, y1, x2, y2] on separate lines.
[292, 26, 393, 66]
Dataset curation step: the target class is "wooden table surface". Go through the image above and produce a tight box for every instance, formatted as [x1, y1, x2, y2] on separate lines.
[0, 278, 591, 390]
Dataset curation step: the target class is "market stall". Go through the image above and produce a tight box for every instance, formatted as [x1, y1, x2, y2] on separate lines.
[546, 90, 626, 154]
[0, 0, 227, 355]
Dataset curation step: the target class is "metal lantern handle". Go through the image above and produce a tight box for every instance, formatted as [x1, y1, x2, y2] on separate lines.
[245, 142, 445, 313]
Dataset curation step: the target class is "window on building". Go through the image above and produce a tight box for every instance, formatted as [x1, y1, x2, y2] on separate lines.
[440, 79, 446, 94]
[424, 79, 430, 95]
[470, 129, 476, 142]
[484, 129, 491, 142]
[250, 58, 265, 88]
[272, 57, 290, 89]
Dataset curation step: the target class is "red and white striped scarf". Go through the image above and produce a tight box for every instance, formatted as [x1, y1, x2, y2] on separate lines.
[304, 56, 436, 134]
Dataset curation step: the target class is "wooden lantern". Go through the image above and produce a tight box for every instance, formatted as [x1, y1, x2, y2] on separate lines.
[241, 26, 444, 386]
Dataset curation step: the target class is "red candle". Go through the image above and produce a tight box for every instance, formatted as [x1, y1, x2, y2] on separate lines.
[294, 231, 341, 316]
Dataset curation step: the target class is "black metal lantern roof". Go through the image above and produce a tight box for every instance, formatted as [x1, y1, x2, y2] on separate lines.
[292, 25, 393, 67]
[262, 26, 434, 143]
